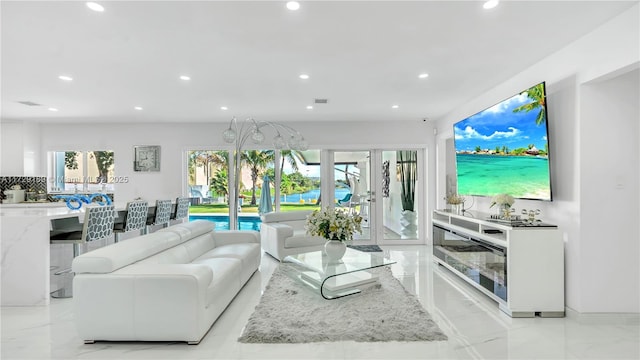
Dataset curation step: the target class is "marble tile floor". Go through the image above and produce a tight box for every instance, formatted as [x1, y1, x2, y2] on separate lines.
[2, 246, 639, 360]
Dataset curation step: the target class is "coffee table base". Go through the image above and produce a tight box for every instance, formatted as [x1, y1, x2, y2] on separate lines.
[298, 271, 379, 299]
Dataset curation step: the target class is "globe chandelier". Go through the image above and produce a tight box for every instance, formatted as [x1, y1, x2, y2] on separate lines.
[222, 117, 308, 229]
[222, 116, 309, 151]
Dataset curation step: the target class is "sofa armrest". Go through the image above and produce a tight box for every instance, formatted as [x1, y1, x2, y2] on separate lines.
[261, 223, 294, 240]
[213, 230, 260, 247]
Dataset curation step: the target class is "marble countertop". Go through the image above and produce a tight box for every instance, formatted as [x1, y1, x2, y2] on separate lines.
[0, 202, 67, 208]
[0, 202, 128, 220]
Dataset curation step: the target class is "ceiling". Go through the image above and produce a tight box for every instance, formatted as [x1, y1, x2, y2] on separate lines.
[1, 1, 636, 124]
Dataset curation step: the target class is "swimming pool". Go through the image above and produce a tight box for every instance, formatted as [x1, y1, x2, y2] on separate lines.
[188, 214, 261, 231]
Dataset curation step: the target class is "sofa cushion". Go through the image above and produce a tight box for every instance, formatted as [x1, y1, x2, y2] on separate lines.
[73, 231, 181, 274]
[201, 243, 261, 269]
[182, 233, 217, 261]
[191, 257, 242, 306]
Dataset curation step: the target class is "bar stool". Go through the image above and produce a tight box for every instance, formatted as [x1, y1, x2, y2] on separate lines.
[50, 205, 116, 298]
[113, 200, 149, 242]
[145, 199, 172, 234]
[170, 197, 190, 225]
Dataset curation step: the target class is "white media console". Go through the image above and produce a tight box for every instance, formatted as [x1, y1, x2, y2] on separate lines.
[432, 209, 564, 317]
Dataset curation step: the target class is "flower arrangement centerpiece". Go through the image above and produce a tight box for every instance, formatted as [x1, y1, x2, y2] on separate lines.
[306, 207, 363, 261]
[306, 206, 363, 241]
[490, 193, 515, 218]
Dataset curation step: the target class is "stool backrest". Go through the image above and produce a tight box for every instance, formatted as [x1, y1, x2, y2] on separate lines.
[82, 205, 116, 242]
[173, 197, 190, 220]
[154, 200, 172, 225]
[124, 200, 149, 232]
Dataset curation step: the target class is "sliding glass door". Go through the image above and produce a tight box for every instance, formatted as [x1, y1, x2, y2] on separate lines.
[185, 147, 423, 241]
[332, 151, 371, 242]
[378, 149, 421, 244]
[331, 149, 423, 245]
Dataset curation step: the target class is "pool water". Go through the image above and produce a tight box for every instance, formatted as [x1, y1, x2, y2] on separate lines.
[189, 214, 261, 231]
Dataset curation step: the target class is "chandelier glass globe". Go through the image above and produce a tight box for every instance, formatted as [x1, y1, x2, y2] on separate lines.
[251, 129, 265, 144]
[273, 134, 286, 149]
[222, 127, 236, 143]
[298, 138, 309, 151]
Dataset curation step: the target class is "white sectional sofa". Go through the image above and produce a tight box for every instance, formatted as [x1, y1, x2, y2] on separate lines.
[260, 210, 326, 261]
[71, 220, 260, 345]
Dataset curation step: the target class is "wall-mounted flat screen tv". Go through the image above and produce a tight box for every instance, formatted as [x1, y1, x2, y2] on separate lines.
[453, 81, 552, 201]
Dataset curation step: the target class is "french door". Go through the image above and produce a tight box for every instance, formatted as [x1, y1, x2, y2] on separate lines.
[330, 149, 424, 245]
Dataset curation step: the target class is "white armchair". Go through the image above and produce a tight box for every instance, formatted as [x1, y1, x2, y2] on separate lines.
[260, 210, 326, 261]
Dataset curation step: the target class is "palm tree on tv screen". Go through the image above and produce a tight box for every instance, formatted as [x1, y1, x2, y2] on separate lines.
[512, 83, 547, 126]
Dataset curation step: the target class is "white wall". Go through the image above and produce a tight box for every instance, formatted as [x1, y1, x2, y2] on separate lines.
[34, 121, 433, 204]
[434, 5, 639, 313]
[0, 121, 42, 176]
[580, 69, 639, 313]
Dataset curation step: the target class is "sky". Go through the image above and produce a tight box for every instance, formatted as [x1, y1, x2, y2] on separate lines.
[453, 90, 549, 152]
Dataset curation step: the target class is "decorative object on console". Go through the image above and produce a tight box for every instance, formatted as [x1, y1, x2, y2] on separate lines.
[133, 145, 161, 172]
[306, 206, 362, 261]
[490, 193, 515, 219]
[53, 193, 112, 210]
[445, 193, 465, 215]
[222, 117, 308, 230]
[521, 208, 542, 225]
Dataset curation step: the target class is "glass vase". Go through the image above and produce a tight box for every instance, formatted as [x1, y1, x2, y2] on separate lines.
[497, 204, 511, 219]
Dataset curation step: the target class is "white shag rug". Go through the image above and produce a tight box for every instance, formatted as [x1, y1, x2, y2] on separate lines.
[238, 264, 448, 343]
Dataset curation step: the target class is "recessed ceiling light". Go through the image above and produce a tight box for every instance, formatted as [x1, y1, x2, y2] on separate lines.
[179, 75, 191, 81]
[299, 74, 309, 80]
[220, 106, 228, 111]
[58, 75, 73, 81]
[306, 105, 313, 110]
[286, 1, 300, 11]
[48, 107, 59, 112]
[418, 73, 429, 79]
[391, 105, 399, 109]
[134, 106, 143, 111]
[483, 0, 499, 9]
[86, 2, 104, 12]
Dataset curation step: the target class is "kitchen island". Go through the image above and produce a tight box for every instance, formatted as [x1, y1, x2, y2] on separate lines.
[0, 203, 127, 306]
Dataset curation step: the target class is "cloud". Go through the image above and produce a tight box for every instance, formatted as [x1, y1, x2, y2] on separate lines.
[454, 125, 520, 140]
[482, 92, 529, 115]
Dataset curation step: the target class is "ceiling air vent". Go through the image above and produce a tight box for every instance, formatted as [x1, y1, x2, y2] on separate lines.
[314, 98, 328, 104]
[17, 101, 42, 106]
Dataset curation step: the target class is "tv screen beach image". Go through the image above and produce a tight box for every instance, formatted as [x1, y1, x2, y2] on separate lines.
[453, 82, 552, 201]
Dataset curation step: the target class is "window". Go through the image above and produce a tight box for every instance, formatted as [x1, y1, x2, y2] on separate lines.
[48, 150, 115, 193]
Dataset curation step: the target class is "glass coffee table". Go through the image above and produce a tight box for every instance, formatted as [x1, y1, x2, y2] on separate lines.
[283, 247, 396, 300]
